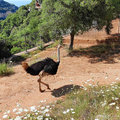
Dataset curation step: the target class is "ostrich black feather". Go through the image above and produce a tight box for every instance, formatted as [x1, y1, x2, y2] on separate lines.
[26, 58, 60, 76]
[22, 45, 61, 92]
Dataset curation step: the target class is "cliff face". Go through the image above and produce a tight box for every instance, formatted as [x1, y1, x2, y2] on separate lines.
[0, 0, 18, 20]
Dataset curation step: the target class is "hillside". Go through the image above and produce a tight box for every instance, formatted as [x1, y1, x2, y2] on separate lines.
[0, 0, 48, 57]
[0, 0, 18, 20]
[0, 0, 120, 119]
[0, 0, 119, 60]
[0, 19, 120, 118]
[1, 46, 120, 118]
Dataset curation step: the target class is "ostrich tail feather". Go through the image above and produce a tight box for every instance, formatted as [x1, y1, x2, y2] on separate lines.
[21, 62, 29, 70]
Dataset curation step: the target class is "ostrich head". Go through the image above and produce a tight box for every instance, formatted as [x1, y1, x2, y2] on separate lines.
[57, 44, 62, 49]
[21, 62, 29, 70]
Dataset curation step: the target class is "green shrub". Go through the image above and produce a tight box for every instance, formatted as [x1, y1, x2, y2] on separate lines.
[0, 62, 14, 76]
[38, 41, 44, 51]
[0, 41, 12, 60]
[10, 47, 22, 54]
[47, 40, 61, 48]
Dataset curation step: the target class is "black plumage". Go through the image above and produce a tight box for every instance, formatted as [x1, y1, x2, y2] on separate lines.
[26, 57, 60, 76]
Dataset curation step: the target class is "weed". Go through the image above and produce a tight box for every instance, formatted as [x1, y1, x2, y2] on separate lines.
[2, 82, 120, 120]
[47, 40, 61, 48]
[0, 62, 14, 76]
[38, 41, 45, 51]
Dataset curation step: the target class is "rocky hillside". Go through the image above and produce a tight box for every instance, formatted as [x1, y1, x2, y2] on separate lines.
[0, 0, 18, 20]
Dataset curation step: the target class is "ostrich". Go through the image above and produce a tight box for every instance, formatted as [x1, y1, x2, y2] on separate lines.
[22, 45, 62, 92]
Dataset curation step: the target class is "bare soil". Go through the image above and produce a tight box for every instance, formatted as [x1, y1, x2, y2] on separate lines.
[0, 19, 120, 118]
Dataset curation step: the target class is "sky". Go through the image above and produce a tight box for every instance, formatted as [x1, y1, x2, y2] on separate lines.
[4, 0, 32, 7]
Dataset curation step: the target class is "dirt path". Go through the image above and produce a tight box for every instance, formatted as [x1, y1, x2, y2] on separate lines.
[0, 19, 120, 118]
[64, 19, 119, 48]
[1, 48, 120, 118]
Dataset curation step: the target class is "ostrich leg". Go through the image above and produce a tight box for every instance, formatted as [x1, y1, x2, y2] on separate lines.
[38, 72, 51, 92]
[40, 80, 51, 90]
[38, 76, 45, 92]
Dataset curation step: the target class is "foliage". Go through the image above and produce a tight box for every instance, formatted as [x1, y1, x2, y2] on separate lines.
[47, 40, 61, 49]
[0, 0, 120, 58]
[41, 0, 120, 49]
[38, 40, 44, 50]
[0, 40, 12, 59]
[0, 62, 14, 76]
[0, 0, 43, 55]
[49, 83, 120, 120]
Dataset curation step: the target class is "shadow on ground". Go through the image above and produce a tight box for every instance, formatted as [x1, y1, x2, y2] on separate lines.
[68, 34, 120, 64]
[51, 84, 82, 97]
[11, 55, 27, 64]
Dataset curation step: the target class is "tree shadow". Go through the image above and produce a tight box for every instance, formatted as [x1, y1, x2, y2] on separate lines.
[68, 34, 120, 64]
[10, 55, 27, 64]
[51, 84, 82, 97]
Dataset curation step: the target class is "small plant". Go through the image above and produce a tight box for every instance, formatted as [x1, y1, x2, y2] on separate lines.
[38, 41, 44, 51]
[0, 62, 14, 76]
[48, 40, 61, 48]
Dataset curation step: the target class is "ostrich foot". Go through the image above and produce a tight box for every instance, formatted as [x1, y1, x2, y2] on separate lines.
[47, 86, 51, 90]
[46, 85, 51, 90]
[39, 89, 45, 92]
[37, 79, 40, 82]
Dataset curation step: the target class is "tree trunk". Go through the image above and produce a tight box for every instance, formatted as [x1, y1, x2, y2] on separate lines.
[69, 30, 75, 50]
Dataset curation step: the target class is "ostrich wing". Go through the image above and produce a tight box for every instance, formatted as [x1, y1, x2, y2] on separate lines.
[43, 63, 59, 75]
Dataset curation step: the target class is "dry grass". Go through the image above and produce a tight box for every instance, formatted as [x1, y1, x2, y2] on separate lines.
[0, 62, 14, 76]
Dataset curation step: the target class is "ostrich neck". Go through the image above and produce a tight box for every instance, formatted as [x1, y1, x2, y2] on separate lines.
[57, 47, 60, 62]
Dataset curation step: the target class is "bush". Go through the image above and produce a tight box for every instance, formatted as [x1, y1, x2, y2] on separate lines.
[0, 41, 12, 60]
[0, 62, 14, 76]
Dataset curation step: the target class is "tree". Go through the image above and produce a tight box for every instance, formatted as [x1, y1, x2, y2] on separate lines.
[0, 38, 12, 59]
[41, 0, 120, 50]
[28, 18, 40, 44]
